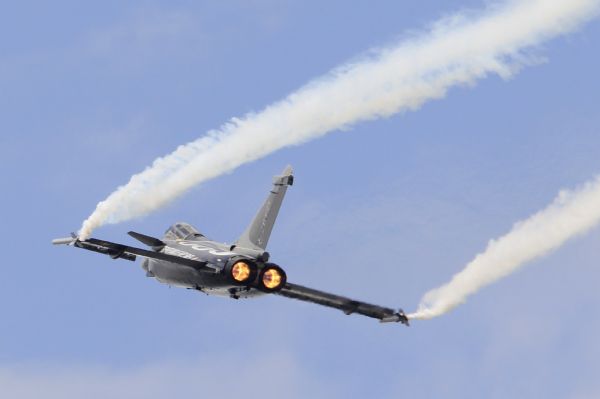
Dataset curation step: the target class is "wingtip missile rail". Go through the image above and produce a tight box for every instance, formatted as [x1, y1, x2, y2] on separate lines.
[380, 309, 410, 326]
[52, 237, 77, 246]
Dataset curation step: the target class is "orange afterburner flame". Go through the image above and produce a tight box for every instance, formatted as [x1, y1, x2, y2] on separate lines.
[262, 268, 283, 290]
[231, 261, 251, 282]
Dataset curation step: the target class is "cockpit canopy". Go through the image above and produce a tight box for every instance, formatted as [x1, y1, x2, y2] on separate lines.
[164, 222, 204, 241]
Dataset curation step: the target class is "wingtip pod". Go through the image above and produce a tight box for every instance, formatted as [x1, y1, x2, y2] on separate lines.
[400, 310, 410, 326]
[380, 309, 410, 326]
[52, 236, 77, 246]
[52, 232, 83, 246]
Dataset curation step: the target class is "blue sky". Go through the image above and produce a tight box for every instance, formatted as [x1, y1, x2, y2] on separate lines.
[1, 1, 600, 397]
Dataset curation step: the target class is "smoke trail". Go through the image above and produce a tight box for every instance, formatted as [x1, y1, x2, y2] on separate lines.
[408, 175, 600, 320]
[79, 0, 600, 239]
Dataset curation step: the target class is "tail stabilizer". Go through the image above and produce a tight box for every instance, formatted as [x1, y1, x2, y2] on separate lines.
[235, 165, 293, 250]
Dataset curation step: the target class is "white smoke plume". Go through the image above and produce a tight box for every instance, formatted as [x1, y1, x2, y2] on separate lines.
[79, 0, 600, 239]
[409, 175, 600, 320]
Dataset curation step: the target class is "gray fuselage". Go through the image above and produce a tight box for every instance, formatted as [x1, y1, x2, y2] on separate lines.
[142, 224, 270, 298]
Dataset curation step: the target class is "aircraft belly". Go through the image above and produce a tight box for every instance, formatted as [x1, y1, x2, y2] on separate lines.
[149, 260, 207, 288]
[202, 286, 266, 299]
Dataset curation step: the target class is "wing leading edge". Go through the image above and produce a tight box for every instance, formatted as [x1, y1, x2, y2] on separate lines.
[276, 282, 409, 325]
[52, 236, 215, 272]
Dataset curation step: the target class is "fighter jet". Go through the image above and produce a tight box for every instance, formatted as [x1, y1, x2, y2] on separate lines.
[53, 166, 409, 325]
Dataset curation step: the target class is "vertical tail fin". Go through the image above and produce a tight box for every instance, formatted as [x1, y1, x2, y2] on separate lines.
[235, 165, 293, 250]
